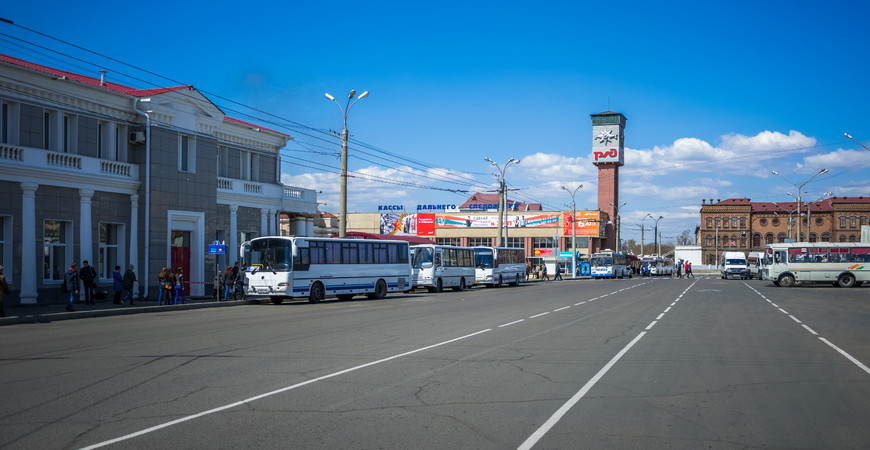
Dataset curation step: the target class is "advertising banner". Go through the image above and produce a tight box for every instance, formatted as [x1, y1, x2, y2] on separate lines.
[435, 214, 559, 228]
[380, 213, 417, 236]
[416, 213, 436, 236]
[563, 211, 603, 236]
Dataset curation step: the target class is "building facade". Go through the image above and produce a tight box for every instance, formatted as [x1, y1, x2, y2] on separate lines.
[0, 53, 317, 305]
[699, 197, 870, 265]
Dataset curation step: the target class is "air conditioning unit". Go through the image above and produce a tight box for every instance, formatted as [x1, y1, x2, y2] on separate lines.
[129, 131, 146, 144]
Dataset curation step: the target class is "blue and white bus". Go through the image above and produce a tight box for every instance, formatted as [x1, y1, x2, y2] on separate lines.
[590, 250, 629, 279]
[473, 247, 526, 287]
[410, 244, 476, 292]
[241, 236, 412, 304]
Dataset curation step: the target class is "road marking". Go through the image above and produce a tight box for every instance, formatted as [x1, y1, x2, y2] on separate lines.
[499, 319, 525, 328]
[819, 338, 870, 375]
[553, 306, 571, 312]
[574, 301, 586, 306]
[655, 313, 665, 320]
[79, 328, 493, 449]
[518, 330, 649, 450]
[802, 324, 818, 335]
[645, 321, 657, 330]
[788, 315, 802, 324]
[529, 312, 550, 319]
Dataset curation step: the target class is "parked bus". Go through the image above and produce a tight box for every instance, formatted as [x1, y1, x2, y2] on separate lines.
[590, 250, 629, 279]
[473, 247, 526, 287]
[410, 244, 475, 292]
[762, 242, 870, 288]
[640, 255, 674, 276]
[241, 236, 412, 304]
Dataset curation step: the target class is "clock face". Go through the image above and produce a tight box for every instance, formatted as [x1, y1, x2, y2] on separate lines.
[595, 128, 618, 146]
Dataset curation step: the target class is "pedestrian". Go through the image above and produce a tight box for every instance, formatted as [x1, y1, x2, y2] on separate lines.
[165, 269, 176, 304]
[79, 260, 98, 305]
[525, 261, 532, 281]
[676, 261, 682, 278]
[542, 264, 549, 281]
[174, 267, 186, 304]
[222, 265, 233, 301]
[64, 262, 80, 311]
[0, 265, 9, 317]
[554, 263, 563, 281]
[122, 264, 136, 305]
[687, 261, 694, 278]
[157, 267, 169, 305]
[112, 265, 123, 304]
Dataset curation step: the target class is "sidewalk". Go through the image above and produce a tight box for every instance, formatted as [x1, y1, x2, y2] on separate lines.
[0, 296, 248, 326]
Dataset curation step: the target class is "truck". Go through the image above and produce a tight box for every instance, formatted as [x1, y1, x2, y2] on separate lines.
[721, 251, 749, 280]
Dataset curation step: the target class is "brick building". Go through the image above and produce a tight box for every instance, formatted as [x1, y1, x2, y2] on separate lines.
[699, 197, 870, 265]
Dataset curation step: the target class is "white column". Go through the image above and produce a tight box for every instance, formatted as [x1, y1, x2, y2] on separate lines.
[79, 189, 94, 268]
[295, 216, 307, 236]
[267, 209, 275, 235]
[229, 204, 238, 264]
[306, 217, 314, 237]
[19, 182, 38, 304]
[129, 194, 139, 281]
[260, 209, 268, 237]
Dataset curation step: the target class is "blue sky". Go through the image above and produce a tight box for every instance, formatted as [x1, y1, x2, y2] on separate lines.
[2, 1, 869, 243]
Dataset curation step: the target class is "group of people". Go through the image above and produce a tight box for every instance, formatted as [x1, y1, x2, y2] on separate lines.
[219, 262, 245, 301]
[525, 262, 563, 281]
[675, 260, 694, 278]
[64, 261, 138, 311]
[156, 267, 186, 305]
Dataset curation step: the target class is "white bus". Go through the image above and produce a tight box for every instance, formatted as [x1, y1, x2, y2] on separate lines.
[241, 236, 412, 304]
[591, 250, 629, 279]
[640, 255, 674, 276]
[410, 244, 475, 292]
[762, 242, 870, 288]
[473, 247, 526, 287]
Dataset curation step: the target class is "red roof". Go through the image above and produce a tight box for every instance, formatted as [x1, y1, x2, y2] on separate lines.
[459, 192, 542, 211]
[706, 197, 870, 212]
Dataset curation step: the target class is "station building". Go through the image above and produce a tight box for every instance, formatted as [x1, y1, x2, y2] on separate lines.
[0, 53, 318, 305]
[699, 197, 870, 265]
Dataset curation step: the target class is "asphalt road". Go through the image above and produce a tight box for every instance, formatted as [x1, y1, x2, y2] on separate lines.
[2, 276, 869, 449]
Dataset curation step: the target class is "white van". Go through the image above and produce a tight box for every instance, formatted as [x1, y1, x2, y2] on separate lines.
[721, 251, 749, 280]
[747, 251, 763, 279]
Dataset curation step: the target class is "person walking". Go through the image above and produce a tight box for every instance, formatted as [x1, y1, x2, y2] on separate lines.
[554, 263, 563, 281]
[79, 260, 97, 305]
[222, 265, 233, 301]
[157, 267, 171, 305]
[112, 265, 123, 304]
[676, 261, 682, 279]
[525, 261, 532, 281]
[686, 261, 694, 278]
[64, 262, 80, 311]
[122, 264, 136, 305]
[0, 265, 9, 317]
[542, 264, 549, 281]
[174, 268, 186, 304]
[165, 269, 176, 304]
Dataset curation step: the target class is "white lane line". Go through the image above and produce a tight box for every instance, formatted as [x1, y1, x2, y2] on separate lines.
[664, 307, 672, 313]
[802, 324, 818, 335]
[645, 321, 658, 330]
[80, 329, 492, 449]
[574, 301, 587, 306]
[529, 312, 550, 319]
[518, 331, 648, 450]
[655, 313, 665, 320]
[553, 306, 571, 312]
[499, 319, 525, 328]
[778, 308, 790, 315]
[819, 337, 870, 375]
[771, 303, 779, 307]
[788, 315, 802, 324]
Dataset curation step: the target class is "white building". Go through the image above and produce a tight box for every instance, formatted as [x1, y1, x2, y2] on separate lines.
[0, 53, 317, 305]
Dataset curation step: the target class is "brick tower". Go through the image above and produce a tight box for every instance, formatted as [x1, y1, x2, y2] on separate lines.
[590, 112, 626, 252]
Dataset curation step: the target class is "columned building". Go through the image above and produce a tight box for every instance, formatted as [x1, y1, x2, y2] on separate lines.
[0, 53, 318, 305]
[699, 197, 870, 265]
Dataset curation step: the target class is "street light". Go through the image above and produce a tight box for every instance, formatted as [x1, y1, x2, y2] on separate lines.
[805, 191, 833, 241]
[325, 89, 369, 237]
[562, 184, 583, 278]
[641, 213, 653, 255]
[609, 201, 627, 253]
[653, 215, 664, 255]
[771, 168, 828, 241]
[772, 202, 799, 240]
[484, 157, 520, 246]
[844, 133, 870, 151]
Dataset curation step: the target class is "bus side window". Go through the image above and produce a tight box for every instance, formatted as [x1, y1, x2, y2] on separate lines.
[293, 247, 310, 271]
[774, 252, 781, 263]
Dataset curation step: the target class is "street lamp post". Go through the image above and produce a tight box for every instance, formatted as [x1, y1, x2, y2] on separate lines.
[805, 192, 833, 241]
[772, 202, 798, 240]
[844, 133, 870, 151]
[653, 215, 663, 255]
[771, 168, 828, 242]
[325, 89, 369, 237]
[562, 184, 583, 279]
[609, 201, 627, 253]
[641, 213, 653, 255]
[484, 157, 520, 246]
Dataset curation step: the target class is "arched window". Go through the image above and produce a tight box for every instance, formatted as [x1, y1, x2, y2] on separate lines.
[765, 233, 774, 245]
[809, 233, 817, 243]
[705, 235, 712, 247]
[777, 233, 786, 243]
[753, 233, 761, 247]
[821, 233, 830, 242]
[849, 235, 857, 242]
[721, 235, 729, 246]
[840, 235, 847, 242]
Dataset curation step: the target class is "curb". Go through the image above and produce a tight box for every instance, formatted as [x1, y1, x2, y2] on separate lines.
[0, 299, 250, 326]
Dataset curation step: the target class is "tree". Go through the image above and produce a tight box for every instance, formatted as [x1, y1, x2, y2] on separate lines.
[676, 229, 695, 246]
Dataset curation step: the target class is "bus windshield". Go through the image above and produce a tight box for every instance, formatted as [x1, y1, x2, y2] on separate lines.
[725, 258, 746, 266]
[413, 247, 434, 268]
[244, 238, 293, 272]
[591, 256, 612, 267]
[475, 249, 493, 268]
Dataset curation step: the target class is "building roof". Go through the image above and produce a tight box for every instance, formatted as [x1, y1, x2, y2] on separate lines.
[704, 197, 870, 213]
[0, 52, 287, 136]
[458, 192, 542, 211]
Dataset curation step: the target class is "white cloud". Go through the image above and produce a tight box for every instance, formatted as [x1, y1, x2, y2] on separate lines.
[797, 148, 870, 173]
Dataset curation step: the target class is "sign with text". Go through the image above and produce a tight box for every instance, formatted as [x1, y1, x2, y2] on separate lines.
[562, 211, 604, 236]
[435, 214, 559, 228]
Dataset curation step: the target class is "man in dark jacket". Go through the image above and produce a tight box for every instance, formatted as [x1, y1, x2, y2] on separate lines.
[122, 264, 136, 306]
[65, 262, 80, 311]
[79, 260, 97, 305]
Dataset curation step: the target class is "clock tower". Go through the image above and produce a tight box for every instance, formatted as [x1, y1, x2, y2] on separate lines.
[591, 111, 626, 252]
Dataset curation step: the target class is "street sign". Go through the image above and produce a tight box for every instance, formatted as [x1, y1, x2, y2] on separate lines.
[208, 244, 227, 255]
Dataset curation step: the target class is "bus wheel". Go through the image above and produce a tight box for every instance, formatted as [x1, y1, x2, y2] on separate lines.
[452, 278, 466, 291]
[435, 278, 443, 293]
[270, 296, 283, 305]
[308, 282, 325, 303]
[778, 274, 795, 288]
[370, 279, 388, 299]
[838, 273, 856, 288]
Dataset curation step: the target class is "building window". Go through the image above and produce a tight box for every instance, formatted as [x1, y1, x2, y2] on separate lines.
[765, 233, 774, 245]
[0, 101, 9, 143]
[715, 218, 721, 228]
[721, 235, 729, 246]
[723, 217, 729, 228]
[706, 217, 712, 228]
[43, 220, 71, 282]
[533, 237, 556, 248]
[98, 223, 120, 280]
[809, 233, 817, 243]
[468, 237, 492, 247]
[850, 216, 857, 228]
[849, 235, 857, 242]
[840, 235, 847, 242]
[752, 233, 761, 247]
[740, 217, 746, 228]
[861, 216, 867, 226]
[821, 233, 830, 242]
[815, 217, 823, 226]
[437, 238, 460, 246]
[506, 237, 524, 249]
[179, 134, 195, 172]
[777, 233, 786, 243]
[732, 217, 738, 228]
[759, 218, 767, 226]
[705, 235, 712, 247]
[772, 218, 780, 226]
[840, 216, 847, 228]
[217, 146, 229, 178]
